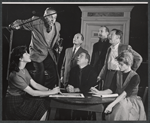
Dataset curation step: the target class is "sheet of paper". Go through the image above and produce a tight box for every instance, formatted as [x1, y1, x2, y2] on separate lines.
[93, 93, 118, 98]
[49, 93, 84, 98]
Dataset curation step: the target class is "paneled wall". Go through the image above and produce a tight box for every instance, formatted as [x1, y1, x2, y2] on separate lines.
[79, 6, 134, 57]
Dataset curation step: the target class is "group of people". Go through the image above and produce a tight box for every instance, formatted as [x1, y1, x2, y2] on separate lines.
[4, 7, 146, 121]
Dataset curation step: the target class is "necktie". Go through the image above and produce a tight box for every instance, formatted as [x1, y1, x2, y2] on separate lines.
[70, 47, 76, 68]
[72, 47, 76, 58]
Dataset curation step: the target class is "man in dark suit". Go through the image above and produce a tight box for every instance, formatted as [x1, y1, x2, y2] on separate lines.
[60, 33, 87, 87]
[98, 29, 143, 90]
[11, 7, 61, 89]
[66, 51, 97, 120]
[91, 26, 111, 75]
[66, 51, 97, 93]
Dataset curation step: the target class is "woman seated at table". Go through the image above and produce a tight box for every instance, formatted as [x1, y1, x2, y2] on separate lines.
[90, 50, 146, 121]
[4, 46, 60, 120]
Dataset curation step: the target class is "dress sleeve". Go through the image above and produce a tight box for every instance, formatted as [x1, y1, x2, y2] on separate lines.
[124, 74, 140, 96]
[10, 73, 29, 90]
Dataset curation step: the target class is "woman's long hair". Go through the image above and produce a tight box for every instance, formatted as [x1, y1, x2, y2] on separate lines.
[9, 46, 27, 73]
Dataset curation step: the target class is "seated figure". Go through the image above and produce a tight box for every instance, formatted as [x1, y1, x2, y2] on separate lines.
[66, 51, 97, 93]
[90, 50, 146, 121]
[4, 46, 60, 120]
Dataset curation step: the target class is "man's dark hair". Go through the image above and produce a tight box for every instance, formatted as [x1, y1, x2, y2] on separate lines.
[84, 51, 90, 63]
[101, 26, 109, 33]
[111, 29, 123, 39]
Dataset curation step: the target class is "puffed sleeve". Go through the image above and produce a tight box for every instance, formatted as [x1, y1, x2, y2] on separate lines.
[9, 73, 29, 90]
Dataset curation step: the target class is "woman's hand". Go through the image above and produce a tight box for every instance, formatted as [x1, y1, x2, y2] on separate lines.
[104, 104, 113, 114]
[66, 85, 74, 92]
[51, 86, 61, 94]
[90, 87, 100, 95]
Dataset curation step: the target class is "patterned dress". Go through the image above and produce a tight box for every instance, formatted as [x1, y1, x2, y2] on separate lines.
[4, 68, 49, 120]
[105, 70, 146, 121]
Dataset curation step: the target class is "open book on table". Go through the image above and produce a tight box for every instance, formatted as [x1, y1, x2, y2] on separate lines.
[93, 93, 118, 98]
[49, 93, 84, 98]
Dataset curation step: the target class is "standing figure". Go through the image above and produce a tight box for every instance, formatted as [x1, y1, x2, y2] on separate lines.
[97, 29, 142, 90]
[11, 7, 61, 89]
[91, 26, 110, 75]
[60, 33, 87, 87]
[4, 46, 60, 120]
[90, 50, 146, 121]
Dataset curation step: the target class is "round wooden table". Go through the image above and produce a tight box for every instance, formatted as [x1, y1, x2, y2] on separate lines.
[48, 94, 115, 120]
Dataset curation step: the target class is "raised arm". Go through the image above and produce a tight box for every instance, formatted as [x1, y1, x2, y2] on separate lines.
[10, 16, 38, 31]
[128, 45, 143, 71]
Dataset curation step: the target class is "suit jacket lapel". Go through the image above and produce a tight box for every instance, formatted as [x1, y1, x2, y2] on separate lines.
[69, 48, 73, 58]
[41, 21, 49, 47]
[118, 43, 121, 54]
[51, 23, 59, 48]
[106, 47, 111, 62]
[72, 47, 82, 59]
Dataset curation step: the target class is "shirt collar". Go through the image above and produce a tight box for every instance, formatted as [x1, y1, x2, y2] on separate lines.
[111, 43, 120, 50]
[73, 45, 80, 51]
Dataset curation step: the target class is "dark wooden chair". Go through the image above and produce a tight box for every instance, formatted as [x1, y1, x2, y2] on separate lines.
[138, 86, 148, 119]
[142, 86, 148, 104]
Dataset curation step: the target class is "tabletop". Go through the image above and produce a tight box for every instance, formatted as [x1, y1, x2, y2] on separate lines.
[49, 93, 116, 105]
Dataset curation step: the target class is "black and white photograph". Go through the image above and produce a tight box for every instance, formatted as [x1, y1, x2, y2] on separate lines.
[2, 2, 148, 121]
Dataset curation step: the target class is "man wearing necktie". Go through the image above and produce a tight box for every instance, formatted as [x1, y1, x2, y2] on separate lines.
[11, 7, 61, 89]
[97, 29, 143, 90]
[60, 33, 87, 87]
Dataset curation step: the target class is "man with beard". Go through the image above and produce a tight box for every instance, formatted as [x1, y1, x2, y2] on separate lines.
[10, 7, 61, 89]
[91, 26, 111, 76]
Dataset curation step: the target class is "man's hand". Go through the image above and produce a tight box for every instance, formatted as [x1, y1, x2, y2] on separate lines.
[74, 88, 80, 92]
[10, 20, 21, 30]
[60, 77, 63, 83]
[97, 76, 101, 82]
[66, 84, 75, 92]
[90, 87, 100, 95]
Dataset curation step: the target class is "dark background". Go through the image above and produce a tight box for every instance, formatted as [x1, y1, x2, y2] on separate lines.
[2, 4, 148, 101]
